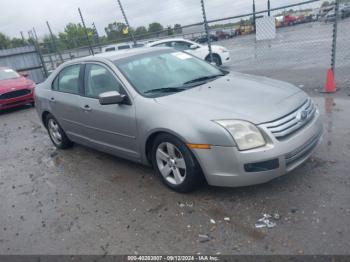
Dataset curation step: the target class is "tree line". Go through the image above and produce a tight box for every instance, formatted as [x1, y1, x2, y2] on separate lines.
[0, 21, 182, 52]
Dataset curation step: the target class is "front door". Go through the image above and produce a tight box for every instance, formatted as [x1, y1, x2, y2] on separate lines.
[79, 63, 139, 160]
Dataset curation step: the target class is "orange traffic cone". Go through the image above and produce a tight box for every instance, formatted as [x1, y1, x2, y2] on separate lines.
[324, 68, 336, 93]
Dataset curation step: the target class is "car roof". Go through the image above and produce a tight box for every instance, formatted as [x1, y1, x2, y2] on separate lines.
[103, 42, 132, 48]
[148, 38, 193, 45]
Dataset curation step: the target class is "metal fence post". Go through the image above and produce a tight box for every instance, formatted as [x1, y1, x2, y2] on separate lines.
[46, 21, 64, 64]
[331, 0, 339, 76]
[32, 27, 39, 41]
[200, 0, 213, 63]
[253, 0, 256, 32]
[20, 31, 25, 42]
[32, 26, 48, 78]
[78, 8, 95, 56]
[117, 0, 137, 46]
[92, 22, 99, 44]
[267, 0, 271, 16]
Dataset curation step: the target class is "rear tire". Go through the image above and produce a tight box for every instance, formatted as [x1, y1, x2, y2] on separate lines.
[151, 133, 204, 193]
[45, 113, 73, 149]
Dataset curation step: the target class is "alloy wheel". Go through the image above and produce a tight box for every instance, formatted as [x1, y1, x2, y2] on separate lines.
[155, 142, 187, 185]
[48, 118, 62, 146]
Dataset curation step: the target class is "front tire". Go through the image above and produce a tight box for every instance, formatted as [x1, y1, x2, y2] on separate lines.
[151, 134, 204, 193]
[45, 114, 73, 149]
[206, 54, 222, 66]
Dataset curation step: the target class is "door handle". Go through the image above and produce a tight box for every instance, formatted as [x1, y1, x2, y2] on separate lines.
[49, 97, 56, 103]
[82, 104, 92, 111]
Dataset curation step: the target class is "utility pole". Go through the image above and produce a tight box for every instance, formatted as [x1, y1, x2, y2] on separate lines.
[78, 7, 94, 55]
[46, 21, 63, 63]
[117, 0, 136, 46]
[267, 0, 271, 16]
[200, 0, 213, 63]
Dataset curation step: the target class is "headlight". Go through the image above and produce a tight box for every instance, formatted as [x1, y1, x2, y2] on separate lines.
[214, 120, 266, 150]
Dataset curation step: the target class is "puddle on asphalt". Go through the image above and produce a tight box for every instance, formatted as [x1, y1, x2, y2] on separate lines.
[206, 207, 266, 240]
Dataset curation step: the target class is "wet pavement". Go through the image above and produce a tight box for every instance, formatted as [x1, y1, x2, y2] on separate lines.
[220, 19, 350, 89]
[0, 90, 350, 255]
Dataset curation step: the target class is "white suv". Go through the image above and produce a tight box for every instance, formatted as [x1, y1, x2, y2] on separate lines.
[147, 38, 230, 66]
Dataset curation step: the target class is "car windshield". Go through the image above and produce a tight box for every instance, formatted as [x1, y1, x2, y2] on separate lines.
[0, 68, 20, 80]
[115, 50, 224, 97]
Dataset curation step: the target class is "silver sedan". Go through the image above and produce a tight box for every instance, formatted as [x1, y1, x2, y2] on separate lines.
[34, 47, 323, 192]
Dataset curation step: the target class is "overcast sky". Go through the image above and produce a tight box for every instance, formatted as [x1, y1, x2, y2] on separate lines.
[0, 0, 320, 38]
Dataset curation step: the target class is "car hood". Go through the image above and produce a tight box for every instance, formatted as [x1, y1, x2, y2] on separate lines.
[0, 77, 33, 93]
[154, 72, 307, 124]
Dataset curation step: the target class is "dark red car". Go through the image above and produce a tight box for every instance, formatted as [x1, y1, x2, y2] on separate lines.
[0, 67, 35, 110]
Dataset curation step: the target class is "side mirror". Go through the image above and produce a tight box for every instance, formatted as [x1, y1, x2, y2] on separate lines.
[19, 71, 29, 77]
[98, 91, 125, 105]
[189, 44, 199, 50]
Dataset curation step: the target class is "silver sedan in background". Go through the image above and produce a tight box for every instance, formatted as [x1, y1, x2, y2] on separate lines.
[34, 47, 323, 192]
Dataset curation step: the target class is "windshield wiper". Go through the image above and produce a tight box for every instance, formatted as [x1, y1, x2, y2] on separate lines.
[183, 74, 224, 85]
[144, 87, 187, 94]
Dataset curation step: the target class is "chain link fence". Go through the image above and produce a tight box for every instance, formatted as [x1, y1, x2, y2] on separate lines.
[204, 0, 338, 90]
[334, 1, 350, 89]
[3, 0, 349, 90]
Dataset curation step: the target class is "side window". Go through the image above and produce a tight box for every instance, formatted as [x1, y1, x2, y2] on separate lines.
[172, 41, 192, 51]
[84, 64, 123, 98]
[118, 45, 130, 50]
[105, 47, 116, 52]
[57, 65, 81, 94]
[153, 42, 172, 48]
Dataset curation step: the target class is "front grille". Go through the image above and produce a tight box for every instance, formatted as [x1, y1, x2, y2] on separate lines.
[0, 89, 31, 100]
[285, 128, 322, 168]
[260, 98, 316, 140]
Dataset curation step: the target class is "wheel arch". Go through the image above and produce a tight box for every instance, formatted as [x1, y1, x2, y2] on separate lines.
[41, 111, 51, 128]
[205, 53, 222, 65]
[143, 129, 189, 165]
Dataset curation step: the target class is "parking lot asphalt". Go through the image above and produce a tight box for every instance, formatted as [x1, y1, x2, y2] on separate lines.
[0, 89, 349, 255]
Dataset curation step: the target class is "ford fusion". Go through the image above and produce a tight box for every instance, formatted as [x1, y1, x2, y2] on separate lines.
[34, 48, 323, 192]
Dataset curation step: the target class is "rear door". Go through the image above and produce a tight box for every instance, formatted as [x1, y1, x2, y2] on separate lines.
[50, 64, 85, 139]
[79, 63, 139, 160]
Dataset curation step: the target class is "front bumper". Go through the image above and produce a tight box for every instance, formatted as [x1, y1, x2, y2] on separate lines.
[192, 112, 323, 187]
[0, 92, 34, 110]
